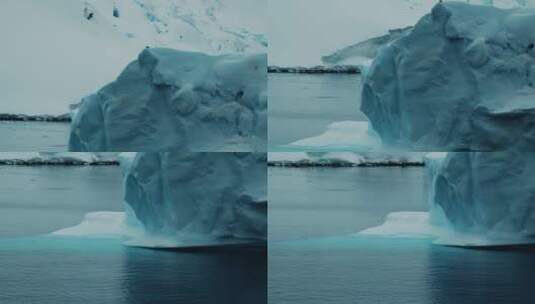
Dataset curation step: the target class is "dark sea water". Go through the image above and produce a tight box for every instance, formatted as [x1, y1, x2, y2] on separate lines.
[0, 121, 70, 151]
[0, 166, 266, 304]
[268, 74, 365, 147]
[268, 166, 535, 304]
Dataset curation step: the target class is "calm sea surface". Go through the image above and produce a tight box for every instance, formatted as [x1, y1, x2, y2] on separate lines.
[0, 166, 266, 304]
[268, 166, 535, 304]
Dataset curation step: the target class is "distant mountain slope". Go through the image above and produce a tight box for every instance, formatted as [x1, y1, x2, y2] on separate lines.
[269, 0, 534, 67]
[0, 0, 266, 115]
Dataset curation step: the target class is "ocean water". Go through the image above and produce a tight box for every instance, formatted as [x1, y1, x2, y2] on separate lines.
[268, 73, 365, 147]
[0, 165, 266, 304]
[0, 121, 70, 151]
[268, 166, 535, 304]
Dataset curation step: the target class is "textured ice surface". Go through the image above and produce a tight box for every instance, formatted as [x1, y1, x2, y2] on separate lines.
[69, 48, 267, 152]
[360, 151, 535, 246]
[361, 2, 535, 150]
[430, 152, 535, 240]
[121, 152, 267, 244]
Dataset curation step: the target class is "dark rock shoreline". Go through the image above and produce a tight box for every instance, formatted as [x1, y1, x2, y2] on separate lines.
[0, 113, 71, 122]
[268, 65, 360, 74]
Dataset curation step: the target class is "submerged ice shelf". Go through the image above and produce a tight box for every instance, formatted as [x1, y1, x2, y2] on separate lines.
[361, 152, 535, 247]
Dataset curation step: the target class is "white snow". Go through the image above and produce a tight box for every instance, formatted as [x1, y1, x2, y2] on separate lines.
[0, 0, 266, 115]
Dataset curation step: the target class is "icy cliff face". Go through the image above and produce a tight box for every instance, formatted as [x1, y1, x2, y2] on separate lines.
[120, 152, 267, 243]
[361, 2, 535, 150]
[430, 152, 535, 240]
[69, 48, 267, 152]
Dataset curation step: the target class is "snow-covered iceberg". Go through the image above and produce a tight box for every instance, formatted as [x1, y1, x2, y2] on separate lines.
[119, 152, 267, 247]
[69, 48, 267, 152]
[361, 2, 535, 150]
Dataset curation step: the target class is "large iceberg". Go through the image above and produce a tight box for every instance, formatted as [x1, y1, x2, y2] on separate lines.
[119, 152, 267, 246]
[69, 48, 267, 152]
[361, 2, 535, 150]
[428, 152, 535, 243]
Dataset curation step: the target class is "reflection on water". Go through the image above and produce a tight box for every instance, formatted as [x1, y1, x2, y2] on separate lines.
[268, 74, 365, 146]
[123, 247, 267, 304]
[269, 166, 535, 304]
[0, 121, 70, 151]
[428, 246, 535, 303]
[0, 237, 266, 304]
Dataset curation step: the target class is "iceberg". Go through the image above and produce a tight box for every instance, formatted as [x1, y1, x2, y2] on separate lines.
[69, 48, 267, 152]
[361, 2, 535, 150]
[429, 152, 535, 242]
[119, 152, 267, 247]
[360, 152, 535, 247]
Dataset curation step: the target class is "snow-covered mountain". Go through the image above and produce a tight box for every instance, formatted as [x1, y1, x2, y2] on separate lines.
[269, 0, 534, 67]
[0, 0, 266, 115]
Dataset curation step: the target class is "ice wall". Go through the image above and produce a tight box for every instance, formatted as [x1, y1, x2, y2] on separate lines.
[429, 152, 535, 240]
[120, 152, 267, 243]
[69, 48, 267, 152]
[361, 2, 535, 150]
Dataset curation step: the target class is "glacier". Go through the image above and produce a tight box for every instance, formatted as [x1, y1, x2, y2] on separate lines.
[69, 48, 267, 152]
[361, 2, 535, 150]
[119, 152, 267, 247]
